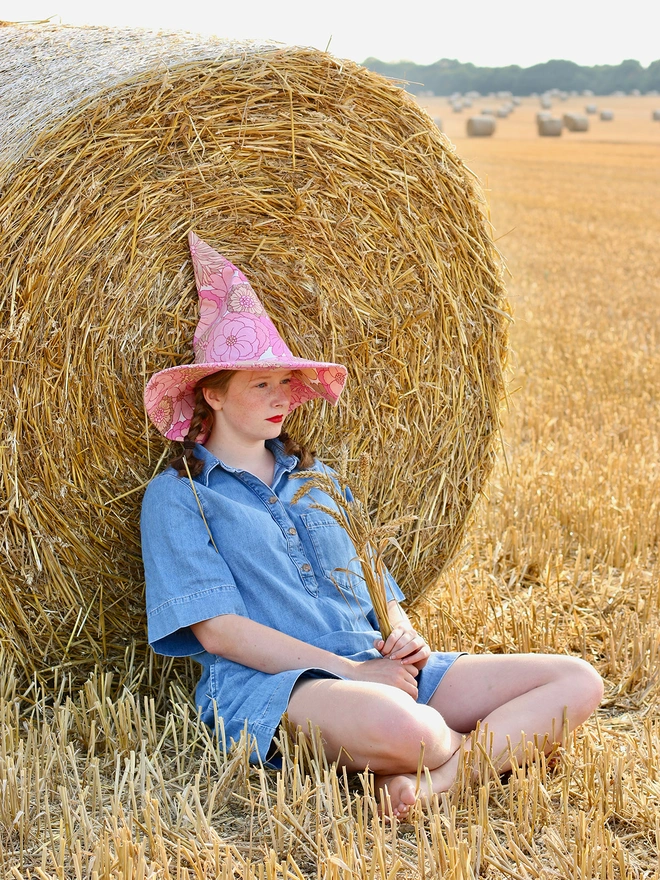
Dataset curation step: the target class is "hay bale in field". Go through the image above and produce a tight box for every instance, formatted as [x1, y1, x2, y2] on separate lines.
[540, 94, 552, 109]
[432, 116, 443, 130]
[480, 107, 495, 116]
[495, 107, 510, 118]
[652, 109, 660, 121]
[0, 24, 508, 681]
[600, 109, 614, 120]
[563, 113, 589, 132]
[585, 104, 598, 114]
[536, 111, 552, 123]
[466, 116, 496, 136]
[537, 117, 563, 136]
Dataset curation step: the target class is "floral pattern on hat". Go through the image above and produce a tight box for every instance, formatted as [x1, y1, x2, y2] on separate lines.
[205, 315, 270, 362]
[144, 232, 348, 442]
[316, 366, 346, 398]
[227, 282, 265, 315]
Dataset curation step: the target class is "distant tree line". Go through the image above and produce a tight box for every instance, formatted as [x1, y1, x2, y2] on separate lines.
[361, 57, 660, 96]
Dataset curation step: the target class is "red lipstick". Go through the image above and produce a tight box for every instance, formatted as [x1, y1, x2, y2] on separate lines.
[266, 415, 284, 423]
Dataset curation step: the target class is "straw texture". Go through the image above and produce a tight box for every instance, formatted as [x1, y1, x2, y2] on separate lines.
[0, 23, 508, 680]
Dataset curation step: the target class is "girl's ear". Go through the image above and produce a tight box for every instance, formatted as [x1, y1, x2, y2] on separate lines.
[202, 386, 224, 411]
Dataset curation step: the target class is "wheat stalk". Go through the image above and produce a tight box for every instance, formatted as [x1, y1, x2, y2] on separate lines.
[291, 452, 417, 640]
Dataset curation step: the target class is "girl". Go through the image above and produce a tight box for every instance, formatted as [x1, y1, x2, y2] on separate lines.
[141, 233, 603, 817]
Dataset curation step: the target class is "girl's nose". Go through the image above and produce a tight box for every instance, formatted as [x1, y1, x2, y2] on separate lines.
[274, 385, 292, 407]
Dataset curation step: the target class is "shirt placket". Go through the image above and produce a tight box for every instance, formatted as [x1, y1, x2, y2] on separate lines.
[236, 471, 320, 597]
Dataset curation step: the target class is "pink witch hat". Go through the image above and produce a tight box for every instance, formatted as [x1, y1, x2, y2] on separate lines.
[144, 232, 347, 441]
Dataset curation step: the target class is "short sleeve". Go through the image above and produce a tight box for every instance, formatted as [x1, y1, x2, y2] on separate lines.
[384, 568, 406, 603]
[141, 472, 248, 656]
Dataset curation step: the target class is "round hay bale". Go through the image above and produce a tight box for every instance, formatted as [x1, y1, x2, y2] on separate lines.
[585, 104, 598, 114]
[563, 113, 589, 132]
[600, 109, 614, 120]
[537, 117, 563, 136]
[540, 95, 552, 109]
[466, 116, 496, 137]
[652, 109, 660, 121]
[495, 107, 510, 118]
[536, 111, 552, 123]
[0, 24, 508, 681]
[480, 107, 495, 116]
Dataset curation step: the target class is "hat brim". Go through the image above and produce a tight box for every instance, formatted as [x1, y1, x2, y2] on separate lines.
[144, 357, 347, 442]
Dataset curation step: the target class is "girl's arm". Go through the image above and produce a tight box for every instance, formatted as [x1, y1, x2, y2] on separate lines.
[191, 614, 420, 697]
[374, 599, 431, 670]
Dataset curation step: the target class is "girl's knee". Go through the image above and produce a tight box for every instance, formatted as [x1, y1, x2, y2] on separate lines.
[558, 657, 604, 720]
[366, 701, 455, 771]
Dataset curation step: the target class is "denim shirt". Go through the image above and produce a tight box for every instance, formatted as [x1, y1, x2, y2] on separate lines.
[140, 439, 462, 762]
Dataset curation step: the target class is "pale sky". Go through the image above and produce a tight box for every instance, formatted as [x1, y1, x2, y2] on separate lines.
[2, 0, 658, 69]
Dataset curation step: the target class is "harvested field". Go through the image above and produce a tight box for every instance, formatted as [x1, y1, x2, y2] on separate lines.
[419, 93, 660, 144]
[1, 90, 660, 877]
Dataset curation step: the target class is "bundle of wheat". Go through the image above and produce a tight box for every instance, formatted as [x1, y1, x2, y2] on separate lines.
[0, 23, 508, 681]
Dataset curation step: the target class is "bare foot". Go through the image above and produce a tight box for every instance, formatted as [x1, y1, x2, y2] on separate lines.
[374, 772, 418, 818]
[375, 752, 462, 818]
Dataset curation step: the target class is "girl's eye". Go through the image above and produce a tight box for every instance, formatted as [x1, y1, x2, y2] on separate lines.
[281, 378, 291, 385]
[255, 382, 268, 388]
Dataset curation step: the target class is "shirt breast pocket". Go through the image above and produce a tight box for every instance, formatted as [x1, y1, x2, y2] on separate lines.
[300, 512, 363, 594]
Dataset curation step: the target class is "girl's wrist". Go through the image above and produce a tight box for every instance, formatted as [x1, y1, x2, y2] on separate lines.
[338, 657, 360, 679]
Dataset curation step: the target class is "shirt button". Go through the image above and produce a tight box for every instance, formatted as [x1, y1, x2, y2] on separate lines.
[268, 496, 278, 504]
[301, 563, 311, 572]
[288, 527, 297, 535]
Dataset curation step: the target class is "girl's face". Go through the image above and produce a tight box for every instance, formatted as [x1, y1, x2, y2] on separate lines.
[204, 369, 293, 447]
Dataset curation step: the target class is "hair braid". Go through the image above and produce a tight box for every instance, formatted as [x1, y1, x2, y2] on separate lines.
[280, 431, 315, 469]
[169, 389, 214, 478]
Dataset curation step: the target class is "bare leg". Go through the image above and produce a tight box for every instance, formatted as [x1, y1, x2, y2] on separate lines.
[286, 677, 463, 815]
[374, 653, 603, 814]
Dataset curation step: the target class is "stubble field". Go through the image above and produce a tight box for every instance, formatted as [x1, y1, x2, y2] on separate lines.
[1, 96, 659, 878]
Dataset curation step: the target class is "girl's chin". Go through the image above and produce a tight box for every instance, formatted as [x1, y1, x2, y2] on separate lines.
[264, 422, 284, 437]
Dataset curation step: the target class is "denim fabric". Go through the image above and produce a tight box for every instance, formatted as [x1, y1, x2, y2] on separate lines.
[141, 439, 463, 764]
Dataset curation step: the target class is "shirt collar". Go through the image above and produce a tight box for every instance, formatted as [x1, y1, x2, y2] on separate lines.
[192, 438, 300, 486]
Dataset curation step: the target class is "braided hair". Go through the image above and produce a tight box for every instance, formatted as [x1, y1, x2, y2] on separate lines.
[169, 369, 314, 477]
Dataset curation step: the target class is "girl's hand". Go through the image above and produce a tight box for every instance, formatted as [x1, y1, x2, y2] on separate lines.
[375, 625, 431, 670]
[347, 658, 419, 698]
